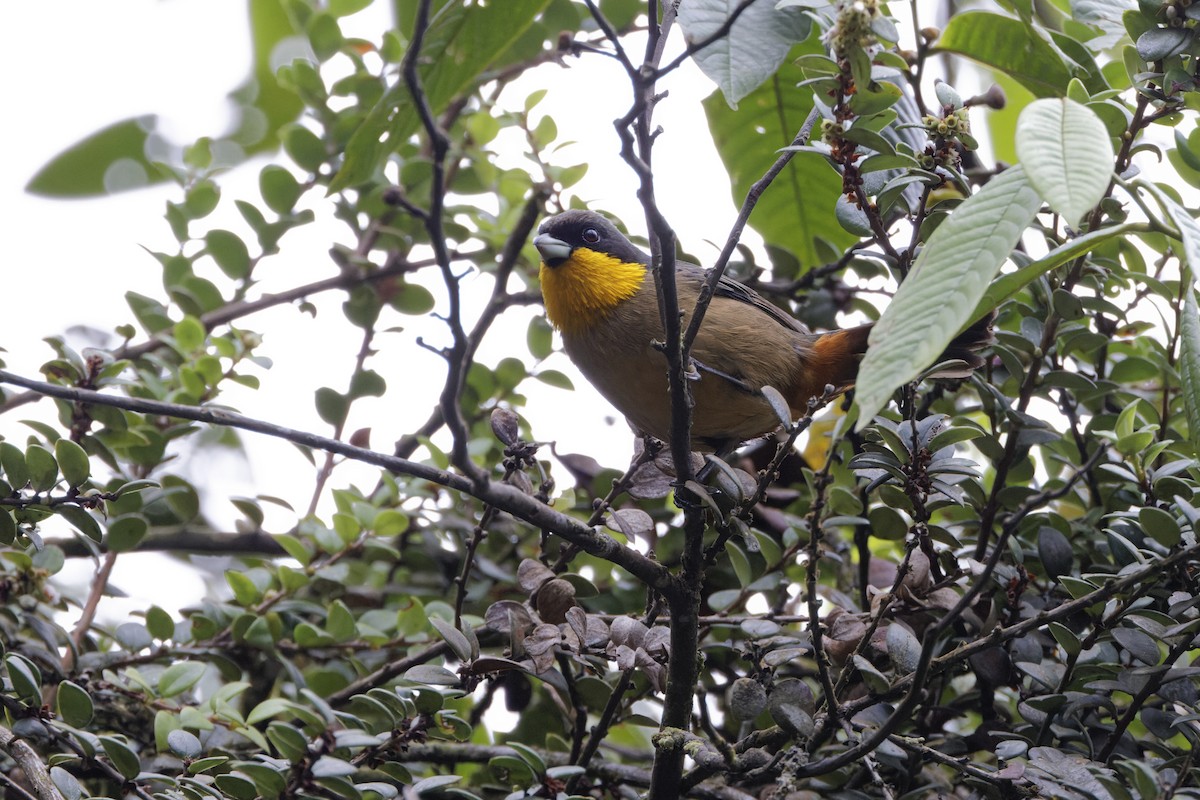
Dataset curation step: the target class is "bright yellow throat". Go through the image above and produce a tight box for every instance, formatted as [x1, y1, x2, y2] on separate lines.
[539, 247, 646, 336]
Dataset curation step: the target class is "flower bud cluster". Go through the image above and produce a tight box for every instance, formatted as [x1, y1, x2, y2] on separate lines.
[825, 0, 881, 56]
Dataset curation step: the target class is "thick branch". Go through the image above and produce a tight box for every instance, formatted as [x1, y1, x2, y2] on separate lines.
[0, 727, 66, 800]
[45, 529, 287, 558]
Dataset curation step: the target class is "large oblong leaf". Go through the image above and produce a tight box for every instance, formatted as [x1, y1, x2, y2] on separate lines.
[28, 0, 302, 197]
[854, 165, 1042, 426]
[933, 12, 1072, 98]
[703, 35, 855, 273]
[1015, 98, 1114, 228]
[1146, 183, 1200, 286]
[678, 0, 811, 108]
[26, 117, 162, 197]
[1149, 183, 1200, 443]
[1181, 289, 1200, 445]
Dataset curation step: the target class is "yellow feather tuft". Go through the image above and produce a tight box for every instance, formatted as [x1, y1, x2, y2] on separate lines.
[539, 247, 646, 335]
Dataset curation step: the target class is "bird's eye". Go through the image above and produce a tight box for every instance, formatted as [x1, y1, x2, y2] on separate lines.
[581, 228, 600, 244]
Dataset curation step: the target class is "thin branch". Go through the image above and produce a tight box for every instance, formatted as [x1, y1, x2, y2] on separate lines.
[833, 537, 1200, 726]
[1099, 633, 1195, 763]
[682, 107, 822, 355]
[306, 326, 377, 517]
[62, 551, 118, 674]
[404, 0, 480, 482]
[0, 252, 478, 416]
[45, 529, 287, 558]
[0, 370, 672, 595]
[653, 0, 758, 79]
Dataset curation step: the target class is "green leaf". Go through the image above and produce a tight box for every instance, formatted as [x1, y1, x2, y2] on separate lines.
[50, 767, 84, 800]
[886, 622, 922, 674]
[404, 664, 460, 686]
[390, 282, 436, 315]
[848, 79, 903, 116]
[535, 369, 574, 390]
[158, 661, 207, 698]
[724, 540, 753, 588]
[1, 442, 28, 489]
[1015, 98, 1114, 228]
[330, 0, 372, 15]
[174, 315, 207, 354]
[429, 615, 474, 662]
[283, 124, 327, 171]
[348, 369, 387, 399]
[855, 165, 1042, 426]
[227, 570, 264, 606]
[26, 116, 161, 197]
[167, 729, 203, 759]
[5, 654, 42, 703]
[315, 387, 349, 427]
[412, 775, 462, 795]
[0, 510, 17, 546]
[1180, 289, 1200, 445]
[677, 0, 811, 107]
[107, 514, 149, 552]
[25, 444, 58, 492]
[55, 506, 100, 542]
[57, 680, 95, 727]
[1136, 27, 1193, 61]
[934, 12, 1072, 98]
[333, 0, 551, 190]
[146, 606, 176, 640]
[307, 12, 344, 60]
[126, 291, 174, 334]
[1140, 505, 1181, 547]
[970, 221, 1139, 321]
[214, 772, 258, 800]
[206, 230, 252, 280]
[1146, 183, 1200, 287]
[327, 599, 358, 642]
[703, 35, 856, 272]
[260, 165, 303, 214]
[1071, 0, 1132, 48]
[54, 439, 90, 487]
[527, 316, 553, 360]
[490, 755, 536, 785]
[100, 736, 141, 780]
[267, 720, 310, 760]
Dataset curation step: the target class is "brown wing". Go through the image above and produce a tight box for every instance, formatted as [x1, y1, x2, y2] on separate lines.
[673, 262, 808, 334]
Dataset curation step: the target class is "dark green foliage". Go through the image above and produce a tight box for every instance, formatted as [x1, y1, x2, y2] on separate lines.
[4, 0, 1200, 799]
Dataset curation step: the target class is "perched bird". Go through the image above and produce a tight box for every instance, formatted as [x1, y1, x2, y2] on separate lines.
[533, 209, 990, 452]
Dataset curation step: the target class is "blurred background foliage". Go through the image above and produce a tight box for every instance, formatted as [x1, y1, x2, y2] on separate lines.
[4, 0, 1200, 798]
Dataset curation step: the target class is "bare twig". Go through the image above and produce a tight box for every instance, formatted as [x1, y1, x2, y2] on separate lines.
[62, 551, 118, 673]
[0, 726, 66, 800]
[403, 0, 480, 482]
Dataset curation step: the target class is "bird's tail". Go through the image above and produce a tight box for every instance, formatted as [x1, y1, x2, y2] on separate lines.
[928, 311, 996, 378]
[799, 312, 994, 406]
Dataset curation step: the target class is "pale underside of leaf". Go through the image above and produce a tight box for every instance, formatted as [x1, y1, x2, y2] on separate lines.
[1071, 0, 1135, 48]
[1148, 183, 1200, 287]
[1015, 98, 1114, 229]
[854, 165, 1042, 427]
[1151, 183, 1200, 443]
[677, 0, 810, 107]
[1181, 290, 1200, 444]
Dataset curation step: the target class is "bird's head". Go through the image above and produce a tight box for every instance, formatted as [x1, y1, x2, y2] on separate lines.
[533, 210, 648, 269]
